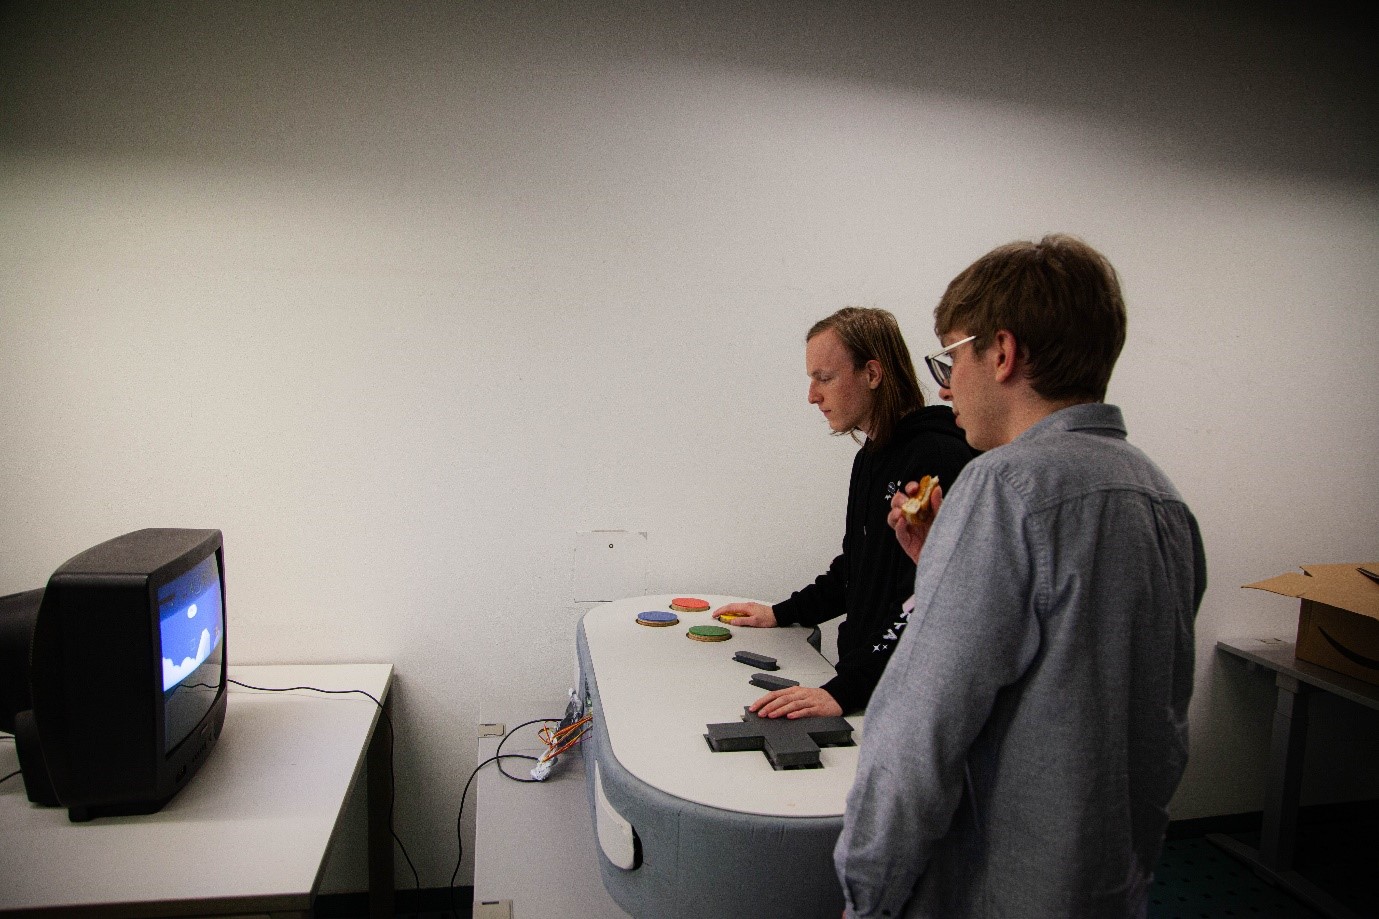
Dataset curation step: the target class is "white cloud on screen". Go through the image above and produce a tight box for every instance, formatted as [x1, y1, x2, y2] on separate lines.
[163, 628, 212, 690]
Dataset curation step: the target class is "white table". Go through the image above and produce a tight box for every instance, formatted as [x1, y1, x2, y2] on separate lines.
[581, 594, 863, 816]
[472, 716, 630, 919]
[0, 663, 394, 918]
[576, 595, 857, 919]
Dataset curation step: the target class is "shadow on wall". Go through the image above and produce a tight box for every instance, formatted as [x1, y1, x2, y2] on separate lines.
[1, 0, 1375, 184]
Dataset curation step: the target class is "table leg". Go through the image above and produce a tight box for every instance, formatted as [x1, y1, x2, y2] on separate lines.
[1259, 674, 1308, 869]
[1207, 674, 1362, 919]
[367, 694, 395, 919]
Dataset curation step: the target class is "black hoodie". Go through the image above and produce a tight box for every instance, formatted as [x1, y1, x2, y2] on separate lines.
[772, 405, 976, 713]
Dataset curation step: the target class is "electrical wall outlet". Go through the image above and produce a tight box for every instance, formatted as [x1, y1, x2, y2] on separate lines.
[478, 723, 506, 738]
[474, 900, 513, 919]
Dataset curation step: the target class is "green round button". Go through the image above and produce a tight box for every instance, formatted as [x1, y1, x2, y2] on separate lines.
[686, 625, 732, 642]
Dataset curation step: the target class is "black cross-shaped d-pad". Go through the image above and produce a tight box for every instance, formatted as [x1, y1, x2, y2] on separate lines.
[704, 707, 855, 770]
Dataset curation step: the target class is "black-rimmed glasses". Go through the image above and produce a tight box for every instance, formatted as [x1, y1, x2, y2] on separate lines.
[924, 335, 976, 388]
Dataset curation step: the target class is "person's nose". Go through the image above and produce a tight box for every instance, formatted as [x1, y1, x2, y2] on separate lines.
[808, 382, 822, 404]
[938, 384, 953, 401]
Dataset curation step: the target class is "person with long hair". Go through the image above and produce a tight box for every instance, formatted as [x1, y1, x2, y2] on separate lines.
[713, 307, 976, 719]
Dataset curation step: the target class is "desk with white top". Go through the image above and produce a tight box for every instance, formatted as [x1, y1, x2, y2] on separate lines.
[0, 663, 394, 919]
[472, 714, 630, 919]
[577, 595, 861, 919]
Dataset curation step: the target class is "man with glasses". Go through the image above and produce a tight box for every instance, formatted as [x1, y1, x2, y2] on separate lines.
[834, 235, 1206, 919]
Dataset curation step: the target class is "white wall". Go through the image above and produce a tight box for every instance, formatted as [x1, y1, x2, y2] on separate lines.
[2, 0, 1376, 891]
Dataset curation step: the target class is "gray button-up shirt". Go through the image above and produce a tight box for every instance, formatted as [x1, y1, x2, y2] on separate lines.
[835, 403, 1205, 919]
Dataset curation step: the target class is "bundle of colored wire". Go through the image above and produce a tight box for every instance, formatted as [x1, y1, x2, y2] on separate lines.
[538, 714, 591, 763]
[528, 713, 591, 781]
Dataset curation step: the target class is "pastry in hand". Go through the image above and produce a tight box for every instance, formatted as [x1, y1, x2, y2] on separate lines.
[901, 475, 939, 525]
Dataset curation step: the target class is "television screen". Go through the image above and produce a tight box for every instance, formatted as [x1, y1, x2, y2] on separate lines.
[159, 553, 225, 753]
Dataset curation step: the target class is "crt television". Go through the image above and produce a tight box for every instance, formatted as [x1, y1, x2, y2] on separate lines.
[0, 528, 227, 821]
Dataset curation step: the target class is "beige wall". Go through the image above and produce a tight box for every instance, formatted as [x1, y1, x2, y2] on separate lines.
[3, 0, 1376, 891]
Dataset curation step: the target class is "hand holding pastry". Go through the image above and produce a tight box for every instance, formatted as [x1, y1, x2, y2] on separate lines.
[889, 476, 944, 564]
[900, 475, 939, 525]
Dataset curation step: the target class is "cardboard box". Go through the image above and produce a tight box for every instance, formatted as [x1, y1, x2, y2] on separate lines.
[1245, 563, 1379, 685]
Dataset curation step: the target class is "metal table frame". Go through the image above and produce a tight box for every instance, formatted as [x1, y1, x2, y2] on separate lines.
[1211, 637, 1378, 919]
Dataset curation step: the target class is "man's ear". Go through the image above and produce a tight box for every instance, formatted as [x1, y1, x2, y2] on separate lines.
[991, 330, 1021, 384]
[864, 359, 883, 390]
